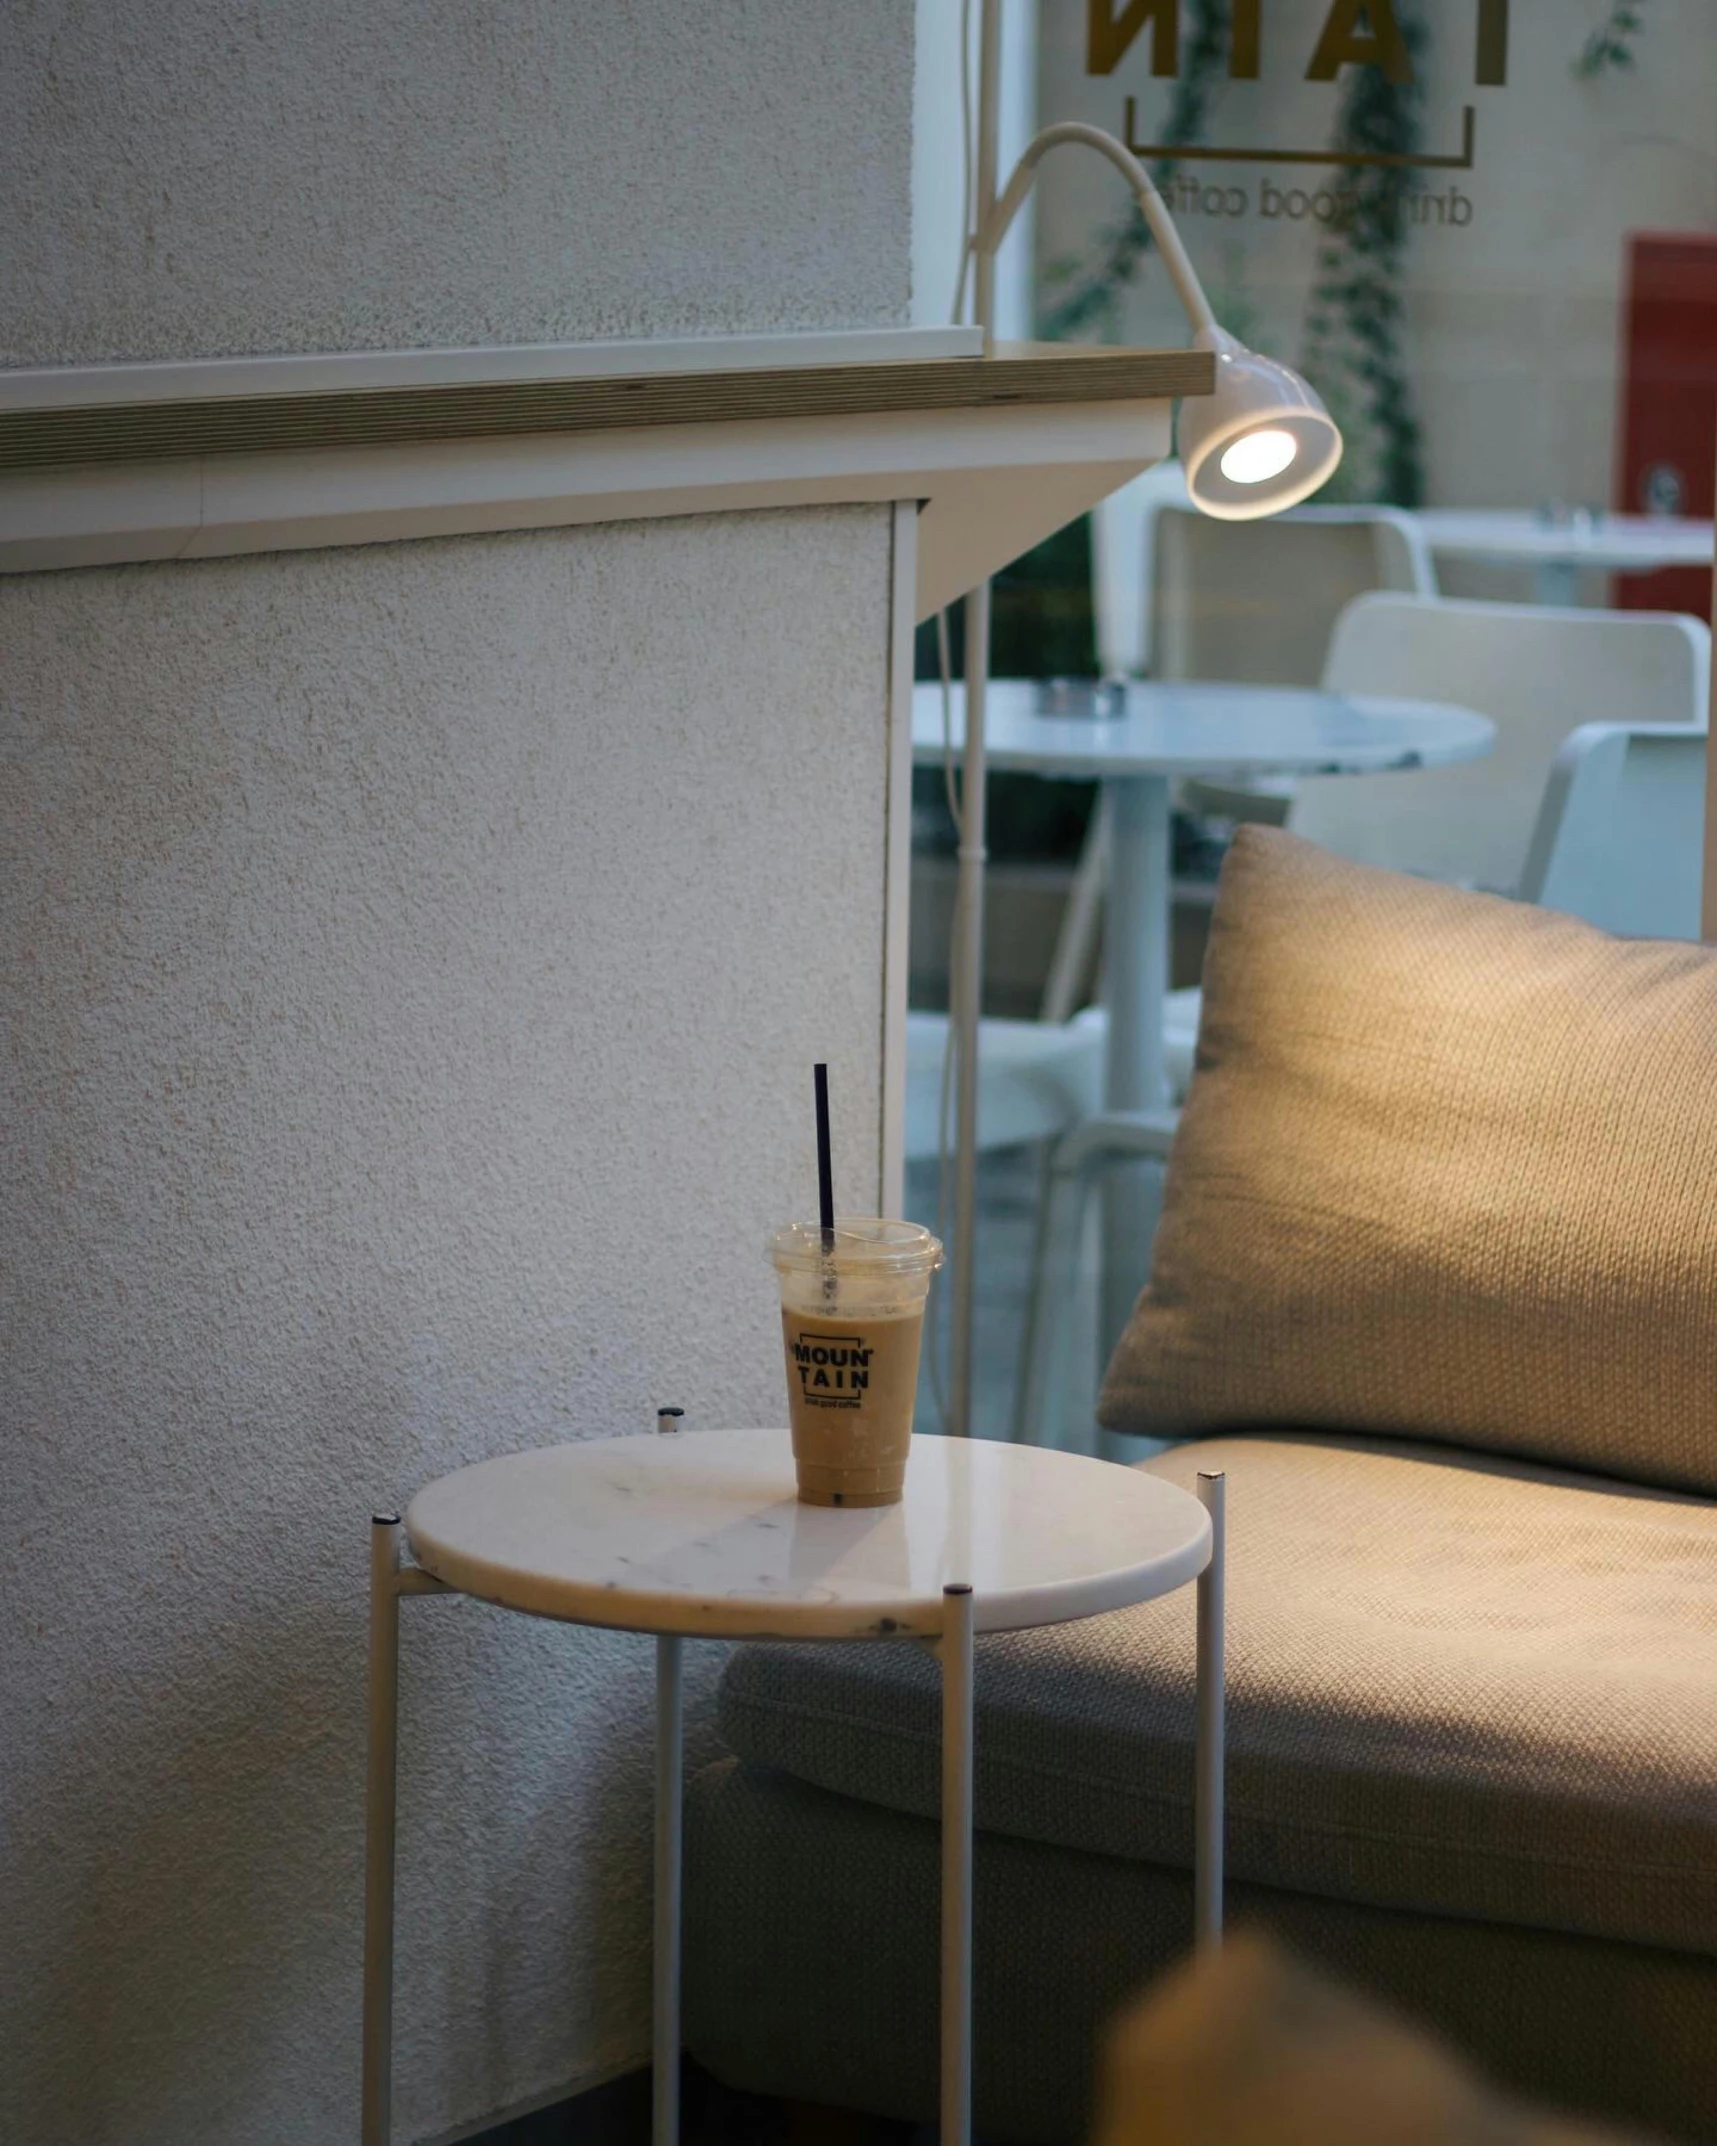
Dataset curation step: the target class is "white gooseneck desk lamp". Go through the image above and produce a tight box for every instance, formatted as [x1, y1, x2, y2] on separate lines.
[945, 28, 1343, 1441]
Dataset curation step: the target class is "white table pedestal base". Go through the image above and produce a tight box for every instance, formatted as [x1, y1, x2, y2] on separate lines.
[1101, 774, 1172, 1371]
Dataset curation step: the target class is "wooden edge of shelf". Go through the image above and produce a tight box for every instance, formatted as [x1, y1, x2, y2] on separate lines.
[0, 348, 1214, 474]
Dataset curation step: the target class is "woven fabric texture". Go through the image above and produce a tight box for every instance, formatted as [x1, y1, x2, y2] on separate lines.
[683, 1755, 1717, 2146]
[716, 1435, 1717, 1956]
[1097, 825, 1717, 1497]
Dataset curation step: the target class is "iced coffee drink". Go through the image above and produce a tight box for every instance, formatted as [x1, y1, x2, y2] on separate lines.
[769, 1219, 943, 1506]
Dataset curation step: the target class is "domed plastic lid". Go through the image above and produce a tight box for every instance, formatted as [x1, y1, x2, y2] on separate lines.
[768, 1216, 943, 1276]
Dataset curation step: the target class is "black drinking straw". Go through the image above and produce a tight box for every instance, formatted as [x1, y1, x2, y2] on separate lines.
[813, 1062, 835, 1254]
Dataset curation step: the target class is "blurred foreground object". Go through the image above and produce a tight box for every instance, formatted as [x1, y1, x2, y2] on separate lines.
[1093, 1935, 1649, 2146]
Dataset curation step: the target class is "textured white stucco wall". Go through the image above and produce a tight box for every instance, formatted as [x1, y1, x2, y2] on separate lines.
[3, 0, 912, 365]
[2, 510, 896, 2141]
[7, 7, 913, 2133]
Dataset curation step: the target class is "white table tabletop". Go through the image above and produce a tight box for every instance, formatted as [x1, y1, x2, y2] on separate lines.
[913, 677, 1495, 1350]
[405, 1425, 1211, 1639]
[1417, 510, 1713, 606]
[913, 675, 1495, 780]
[373, 1428, 1226, 2146]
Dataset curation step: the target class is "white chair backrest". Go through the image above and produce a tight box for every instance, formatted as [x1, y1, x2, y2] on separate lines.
[1286, 502, 1437, 599]
[1519, 722, 1706, 940]
[1145, 503, 1434, 686]
[1295, 594, 1711, 893]
[1090, 475, 1433, 681]
[1091, 460, 1189, 677]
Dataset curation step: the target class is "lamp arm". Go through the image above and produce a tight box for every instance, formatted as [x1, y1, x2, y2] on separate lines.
[977, 121, 1218, 349]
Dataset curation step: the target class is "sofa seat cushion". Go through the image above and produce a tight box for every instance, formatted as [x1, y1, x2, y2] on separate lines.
[716, 1434, 1717, 1956]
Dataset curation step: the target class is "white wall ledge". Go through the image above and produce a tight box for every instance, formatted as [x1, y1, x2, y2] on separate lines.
[0, 326, 985, 412]
[0, 331, 1207, 616]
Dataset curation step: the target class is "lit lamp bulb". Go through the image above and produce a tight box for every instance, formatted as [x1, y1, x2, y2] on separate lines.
[1218, 427, 1300, 487]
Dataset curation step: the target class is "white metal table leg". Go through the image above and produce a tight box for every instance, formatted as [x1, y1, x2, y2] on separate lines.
[949, 583, 993, 1443]
[940, 1582, 976, 2145]
[364, 1514, 403, 2146]
[1535, 559, 1581, 607]
[654, 1633, 684, 2146]
[1194, 1472, 1226, 1951]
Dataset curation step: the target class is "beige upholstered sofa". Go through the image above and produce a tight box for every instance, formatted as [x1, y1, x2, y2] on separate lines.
[682, 832, 1717, 2145]
[683, 1429, 1714, 2142]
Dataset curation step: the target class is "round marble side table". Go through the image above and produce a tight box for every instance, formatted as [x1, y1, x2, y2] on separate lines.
[363, 1425, 1225, 2146]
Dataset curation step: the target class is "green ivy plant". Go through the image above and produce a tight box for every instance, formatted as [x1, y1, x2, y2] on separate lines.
[1040, 0, 1233, 342]
[1576, 4, 1647, 77]
[1038, 9, 1651, 507]
[1298, 7, 1428, 506]
[1041, 0, 1429, 507]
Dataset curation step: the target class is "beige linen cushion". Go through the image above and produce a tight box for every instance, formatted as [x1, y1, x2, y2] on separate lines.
[1099, 825, 1717, 1494]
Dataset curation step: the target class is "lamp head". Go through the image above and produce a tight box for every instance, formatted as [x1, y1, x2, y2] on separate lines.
[1178, 326, 1343, 520]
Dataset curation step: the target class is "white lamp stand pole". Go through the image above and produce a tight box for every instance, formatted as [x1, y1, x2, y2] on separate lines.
[946, 1, 1004, 1448]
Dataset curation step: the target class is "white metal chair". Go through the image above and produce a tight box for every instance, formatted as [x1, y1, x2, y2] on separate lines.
[1147, 501, 1434, 687]
[904, 778, 1111, 1170]
[1019, 718, 1710, 1451]
[1090, 480, 1441, 831]
[905, 811, 1107, 1155]
[1520, 721, 1706, 939]
[902, 1006, 1103, 1164]
[1292, 595, 1710, 892]
[1090, 460, 1193, 680]
[1154, 596, 1713, 1099]
[907, 829, 1107, 1439]
[1090, 466, 1434, 683]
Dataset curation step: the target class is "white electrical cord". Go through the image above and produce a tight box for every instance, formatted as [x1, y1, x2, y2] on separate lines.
[926, 605, 967, 1426]
[950, 0, 975, 326]
[928, 0, 978, 1430]
[937, 608, 965, 836]
[976, 121, 1218, 352]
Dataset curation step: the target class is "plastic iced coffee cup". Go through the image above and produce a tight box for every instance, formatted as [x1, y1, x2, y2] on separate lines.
[768, 1218, 943, 1507]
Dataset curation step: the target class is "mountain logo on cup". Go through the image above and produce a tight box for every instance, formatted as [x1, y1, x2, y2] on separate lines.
[790, 1333, 873, 1408]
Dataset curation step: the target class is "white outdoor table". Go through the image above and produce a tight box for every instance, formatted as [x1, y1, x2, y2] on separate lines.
[912, 677, 1495, 1350]
[1416, 509, 1714, 607]
[363, 1425, 1224, 2146]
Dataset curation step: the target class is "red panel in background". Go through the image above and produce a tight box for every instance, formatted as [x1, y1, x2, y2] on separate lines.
[1615, 231, 1717, 620]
